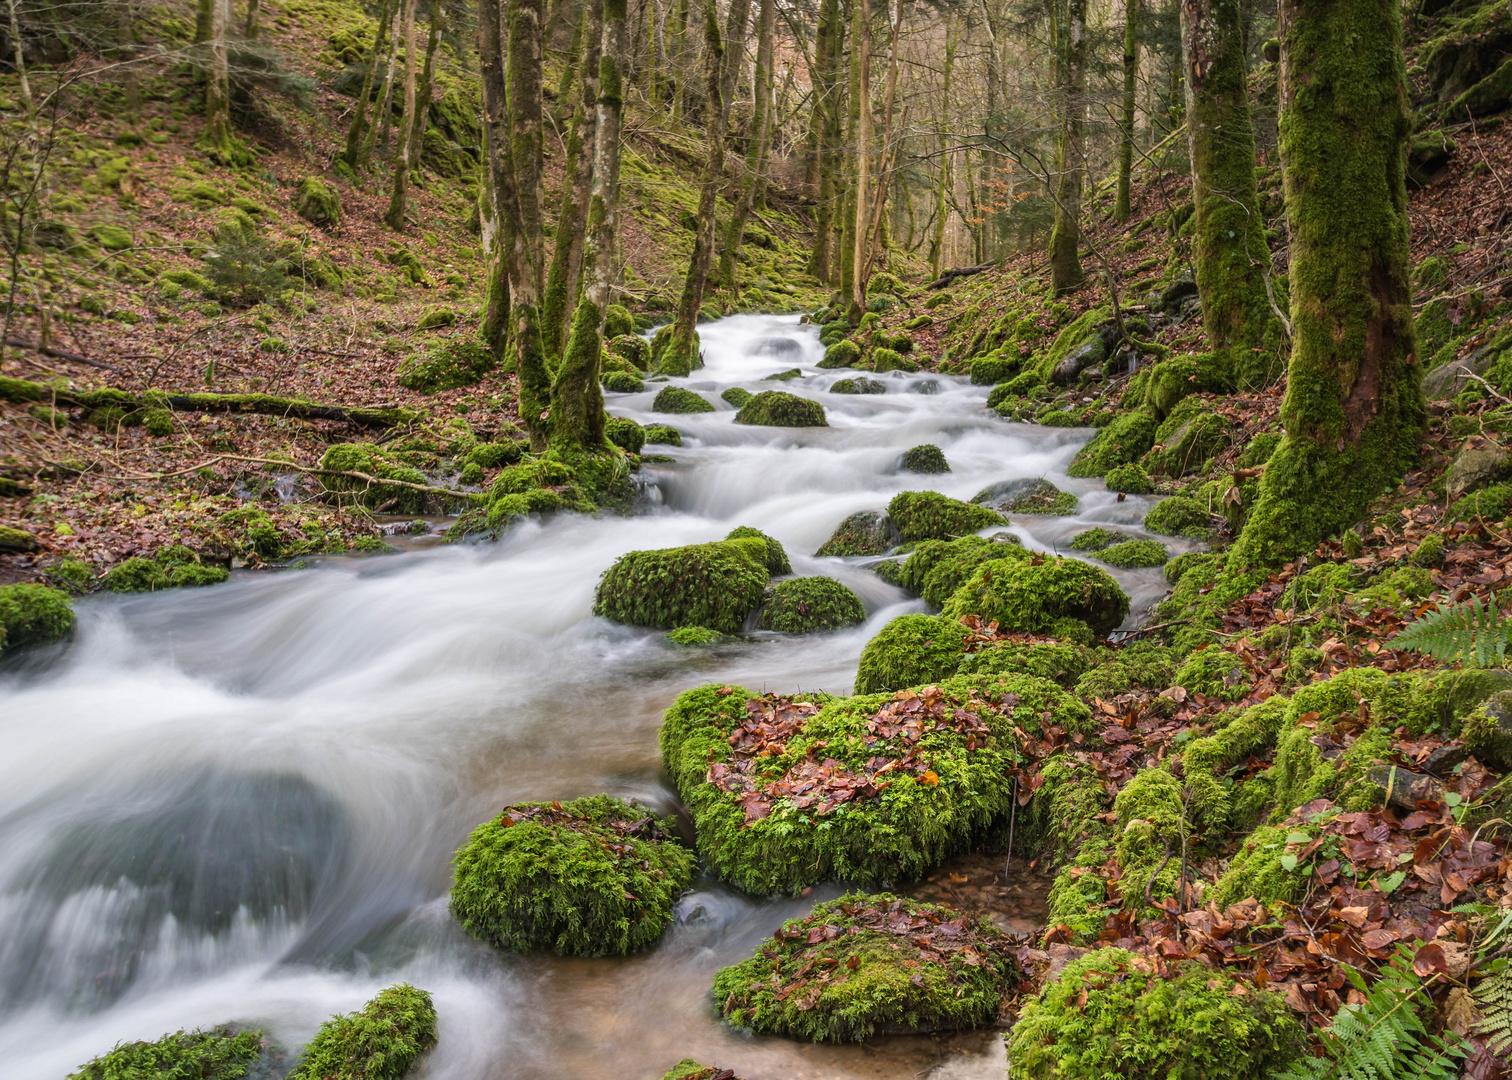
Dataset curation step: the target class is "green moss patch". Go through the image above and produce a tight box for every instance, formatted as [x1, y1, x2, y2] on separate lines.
[821, 339, 861, 368]
[726, 526, 792, 574]
[593, 539, 771, 633]
[1097, 539, 1169, 568]
[397, 339, 496, 393]
[661, 677, 1086, 892]
[1104, 463, 1153, 494]
[288, 985, 436, 1080]
[1143, 495, 1215, 538]
[734, 390, 828, 427]
[450, 795, 694, 955]
[941, 555, 1131, 638]
[643, 423, 683, 446]
[722, 387, 754, 408]
[713, 893, 1016, 1042]
[100, 548, 229, 593]
[294, 177, 341, 228]
[1066, 411, 1157, 478]
[978, 478, 1078, 515]
[854, 614, 971, 693]
[816, 510, 901, 556]
[888, 491, 1005, 542]
[1068, 527, 1134, 552]
[652, 386, 716, 414]
[831, 376, 885, 394]
[0, 582, 73, 654]
[320, 444, 429, 513]
[897, 535, 1028, 606]
[900, 444, 950, 473]
[70, 1027, 270, 1080]
[759, 577, 865, 632]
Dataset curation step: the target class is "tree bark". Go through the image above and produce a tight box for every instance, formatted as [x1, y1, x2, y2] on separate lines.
[1181, 0, 1277, 387]
[383, 0, 419, 230]
[194, 0, 212, 44]
[660, 0, 723, 376]
[551, 0, 631, 452]
[1049, 0, 1087, 295]
[544, 0, 604, 362]
[1229, 0, 1423, 568]
[927, 14, 955, 280]
[718, 0, 773, 293]
[200, 0, 237, 163]
[244, 0, 261, 38]
[845, 0, 873, 319]
[478, 0, 513, 361]
[806, 0, 844, 282]
[342, 0, 392, 170]
[408, 1, 442, 165]
[1115, 0, 1139, 223]
[364, 7, 403, 167]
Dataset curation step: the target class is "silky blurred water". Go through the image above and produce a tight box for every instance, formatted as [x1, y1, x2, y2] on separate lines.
[0, 314, 1187, 1080]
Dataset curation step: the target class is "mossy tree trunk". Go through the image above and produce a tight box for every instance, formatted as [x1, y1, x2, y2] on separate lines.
[927, 13, 955, 280]
[478, 0, 513, 360]
[847, 0, 874, 319]
[1181, 0, 1277, 387]
[341, 0, 391, 170]
[543, 0, 603, 362]
[550, 0, 630, 452]
[366, 8, 403, 164]
[1115, 0, 1139, 223]
[383, 0, 419, 231]
[194, 0, 212, 43]
[718, 0, 774, 294]
[660, 0, 723, 376]
[1048, 0, 1087, 296]
[201, 0, 236, 162]
[1229, 0, 1424, 568]
[408, 1, 442, 165]
[244, 0, 261, 38]
[837, 0, 863, 311]
[805, 0, 844, 284]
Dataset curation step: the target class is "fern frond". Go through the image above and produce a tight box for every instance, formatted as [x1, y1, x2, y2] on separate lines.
[1473, 968, 1512, 1055]
[1392, 596, 1511, 669]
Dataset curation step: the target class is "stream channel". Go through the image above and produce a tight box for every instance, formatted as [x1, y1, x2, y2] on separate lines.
[0, 313, 1190, 1080]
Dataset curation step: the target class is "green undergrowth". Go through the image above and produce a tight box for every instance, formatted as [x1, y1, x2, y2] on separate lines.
[100, 546, 230, 592]
[287, 985, 437, 1080]
[0, 582, 74, 655]
[69, 1027, 271, 1080]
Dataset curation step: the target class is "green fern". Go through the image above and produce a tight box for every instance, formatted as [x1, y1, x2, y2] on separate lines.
[1392, 596, 1511, 669]
[1271, 949, 1466, 1080]
[1474, 967, 1512, 1056]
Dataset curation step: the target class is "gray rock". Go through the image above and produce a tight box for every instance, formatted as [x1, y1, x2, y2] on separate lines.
[1160, 272, 1198, 313]
[1422, 344, 1498, 400]
[1447, 442, 1512, 500]
[1052, 337, 1108, 385]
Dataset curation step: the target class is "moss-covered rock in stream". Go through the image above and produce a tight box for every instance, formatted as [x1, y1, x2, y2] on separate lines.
[660, 677, 1089, 892]
[1007, 950, 1305, 1080]
[900, 444, 950, 473]
[659, 1062, 747, 1080]
[816, 510, 902, 557]
[821, 339, 861, 368]
[1068, 527, 1134, 552]
[286, 984, 436, 1080]
[100, 547, 229, 593]
[896, 534, 1027, 607]
[593, 538, 771, 633]
[450, 796, 694, 956]
[713, 893, 1017, 1042]
[831, 376, 886, 394]
[1097, 539, 1169, 569]
[854, 614, 972, 693]
[734, 390, 828, 427]
[758, 577, 865, 632]
[0, 583, 74, 655]
[319, 444, 430, 513]
[721, 387, 754, 408]
[887, 491, 1005, 542]
[605, 417, 647, 455]
[642, 423, 683, 446]
[1143, 495, 1217, 538]
[1104, 462, 1153, 494]
[726, 526, 791, 574]
[1066, 411, 1158, 478]
[941, 556, 1130, 639]
[652, 386, 716, 414]
[69, 1026, 273, 1080]
[974, 478, 1078, 516]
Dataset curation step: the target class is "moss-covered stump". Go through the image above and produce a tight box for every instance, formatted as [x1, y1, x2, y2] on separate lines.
[593, 538, 771, 633]
[900, 444, 950, 473]
[854, 613, 972, 693]
[1098, 539, 1169, 568]
[652, 386, 716, 414]
[734, 390, 828, 427]
[1066, 411, 1158, 478]
[941, 555, 1131, 639]
[69, 1027, 272, 1080]
[816, 510, 902, 556]
[888, 491, 1005, 542]
[1143, 495, 1216, 538]
[896, 535, 1028, 607]
[287, 985, 437, 1080]
[726, 526, 791, 574]
[759, 577, 865, 632]
[974, 478, 1078, 516]
[319, 444, 429, 513]
[398, 339, 496, 393]
[713, 893, 1016, 1042]
[0, 582, 74, 655]
[451, 797, 693, 956]
[101, 547, 229, 592]
[661, 677, 1088, 892]
[1007, 950, 1305, 1080]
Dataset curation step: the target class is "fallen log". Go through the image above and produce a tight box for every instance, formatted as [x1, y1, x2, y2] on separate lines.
[927, 262, 996, 290]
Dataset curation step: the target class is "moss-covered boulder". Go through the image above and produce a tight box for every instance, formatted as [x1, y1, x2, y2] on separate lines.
[1068, 527, 1134, 552]
[294, 176, 341, 228]
[642, 423, 683, 446]
[609, 333, 652, 370]
[651, 386, 715, 414]
[100, 547, 229, 592]
[758, 577, 865, 632]
[820, 339, 861, 368]
[726, 526, 791, 574]
[816, 510, 901, 556]
[831, 376, 886, 394]
[1104, 462, 1153, 494]
[593, 538, 771, 633]
[975, 478, 1078, 515]
[660, 676, 1089, 892]
[714, 893, 1017, 1042]
[734, 390, 828, 427]
[287, 984, 435, 1080]
[900, 444, 950, 473]
[450, 795, 694, 955]
[659, 1062, 745, 1080]
[971, 353, 1019, 385]
[70, 1027, 271, 1080]
[896, 534, 1028, 607]
[1008, 950, 1305, 1080]
[0, 582, 73, 654]
[941, 555, 1131, 638]
[605, 417, 646, 455]
[1098, 539, 1169, 568]
[1144, 398, 1231, 477]
[1066, 411, 1158, 478]
[721, 387, 754, 408]
[1143, 495, 1215, 538]
[397, 339, 496, 392]
[854, 613, 971, 693]
[887, 491, 1005, 542]
[603, 303, 635, 338]
[320, 444, 429, 513]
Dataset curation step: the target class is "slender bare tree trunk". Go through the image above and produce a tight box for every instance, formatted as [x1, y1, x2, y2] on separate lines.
[368, 8, 403, 162]
[719, 0, 773, 293]
[1115, 0, 1139, 222]
[408, 1, 442, 163]
[244, 0, 261, 38]
[928, 13, 955, 279]
[343, 0, 391, 170]
[384, 0, 419, 230]
[1048, 0, 1087, 295]
[847, 0, 873, 318]
[478, 0, 513, 361]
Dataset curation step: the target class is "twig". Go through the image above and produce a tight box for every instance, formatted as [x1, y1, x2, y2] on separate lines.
[3, 336, 121, 372]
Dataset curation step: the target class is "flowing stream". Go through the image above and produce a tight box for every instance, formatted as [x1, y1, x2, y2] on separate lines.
[0, 313, 1189, 1080]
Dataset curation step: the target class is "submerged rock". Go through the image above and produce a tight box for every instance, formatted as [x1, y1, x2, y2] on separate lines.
[450, 796, 694, 956]
[816, 510, 901, 557]
[758, 576, 865, 632]
[714, 893, 1018, 1042]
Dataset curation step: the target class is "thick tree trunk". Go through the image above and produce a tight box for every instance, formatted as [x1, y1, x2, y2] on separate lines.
[342, 0, 392, 170]
[806, 0, 843, 282]
[718, 0, 773, 293]
[384, 0, 419, 230]
[661, 0, 723, 376]
[544, 0, 604, 361]
[551, 0, 630, 452]
[1048, 0, 1087, 295]
[1115, 0, 1139, 223]
[1181, 0, 1277, 387]
[478, 0, 513, 360]
[842, 0, 871, 318]
[364, 11, 403, 167]
[1229, 0, 1423, 568]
